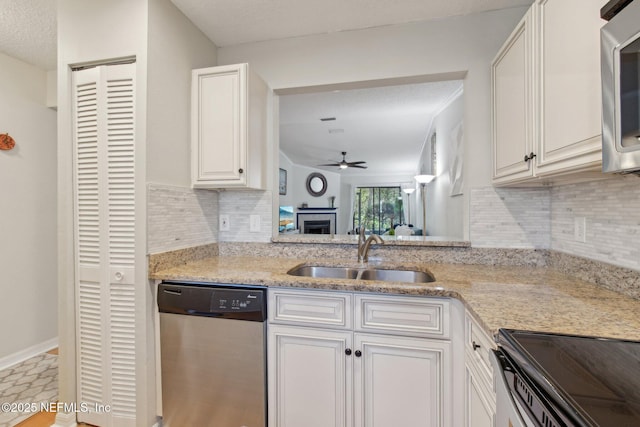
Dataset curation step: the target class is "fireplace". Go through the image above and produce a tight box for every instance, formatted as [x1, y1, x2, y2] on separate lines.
[297, 211, 336, 234]
[304, 220, 331, 234]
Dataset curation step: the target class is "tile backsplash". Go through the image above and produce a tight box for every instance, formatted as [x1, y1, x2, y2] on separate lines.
[470, 187, 551, 249]
[148, 175, 639, 273]
[147, 184, 219, 254]
[218, 190, 273, 243]
[551, 175, 640, 271]
[470, 175, 639, 272]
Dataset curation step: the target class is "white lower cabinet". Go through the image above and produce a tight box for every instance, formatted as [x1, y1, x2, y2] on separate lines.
[354, 333, 451, 427]
[465, 363, 495, 427]
[269, 325, 352, 427]
[268, 288, 458, 427]
[464, 311, 497, 427]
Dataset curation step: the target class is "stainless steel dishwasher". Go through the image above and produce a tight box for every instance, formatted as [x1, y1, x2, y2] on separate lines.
[158, 281, 267, 427]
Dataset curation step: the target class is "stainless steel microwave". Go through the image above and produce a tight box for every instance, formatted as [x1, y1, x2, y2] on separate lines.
[601, 0, 640, 174]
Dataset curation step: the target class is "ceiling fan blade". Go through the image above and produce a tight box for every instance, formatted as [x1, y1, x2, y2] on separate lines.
[318, 152, 368, 169]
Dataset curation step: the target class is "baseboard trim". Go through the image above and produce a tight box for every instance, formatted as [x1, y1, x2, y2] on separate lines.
[0, 337, 59, 371]
[52, 412, 77, 427]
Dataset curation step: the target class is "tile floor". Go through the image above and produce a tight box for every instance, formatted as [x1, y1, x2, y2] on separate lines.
[0, 351, 57, 427]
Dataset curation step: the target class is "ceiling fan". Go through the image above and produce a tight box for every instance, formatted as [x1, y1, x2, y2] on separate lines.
[319, 151, 368, 169]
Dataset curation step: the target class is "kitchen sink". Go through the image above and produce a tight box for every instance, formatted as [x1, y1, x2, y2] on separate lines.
[287, 265, 361, 280]
[286, 264, 435, 283]
[358, 268, 435, 283]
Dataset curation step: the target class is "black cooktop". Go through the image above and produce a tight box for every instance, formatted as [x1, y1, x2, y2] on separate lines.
[498, 329, 640, 427]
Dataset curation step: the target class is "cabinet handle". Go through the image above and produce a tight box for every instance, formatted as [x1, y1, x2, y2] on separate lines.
[524, 152, 536, 162]
[345, 348, 352, 356]
[355, 350, 362, 358]
[472, 341, 481, 351]
[238, 168, 244, 174]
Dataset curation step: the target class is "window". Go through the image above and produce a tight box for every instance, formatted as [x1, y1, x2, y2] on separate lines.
[353, 187, 403, 235]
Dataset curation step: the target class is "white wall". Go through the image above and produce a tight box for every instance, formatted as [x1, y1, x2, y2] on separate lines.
[147, 0, 218, 187]
[218, 7, 529, 239]
[0, 52, 57, 362]
[422, 91, 464, 237]
[145, 0, 220, 257]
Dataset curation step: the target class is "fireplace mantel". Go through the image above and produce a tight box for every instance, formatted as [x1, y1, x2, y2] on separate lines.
[297, 207, 337, 211]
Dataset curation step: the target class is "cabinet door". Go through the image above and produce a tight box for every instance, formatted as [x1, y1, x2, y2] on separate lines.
[192, 64, 247, 187]
[492, 9, 535, 183]
[354, 333, 451, 427]
[73, 63, 138, 427]
[269, 325, 353, 427]
[465, 363, 495, 427]
[536, 0, 604, 173]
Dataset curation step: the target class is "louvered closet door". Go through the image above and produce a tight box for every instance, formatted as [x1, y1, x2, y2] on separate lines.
[72, 62, 137, 427]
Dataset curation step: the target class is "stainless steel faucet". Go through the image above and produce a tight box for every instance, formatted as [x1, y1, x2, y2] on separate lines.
[357, 226, 384, 262]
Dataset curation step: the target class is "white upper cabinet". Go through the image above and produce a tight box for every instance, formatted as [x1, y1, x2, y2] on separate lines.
[492, 0, 606, 186]
[191, 63, 268, 189]
[492, 8, 535, 183]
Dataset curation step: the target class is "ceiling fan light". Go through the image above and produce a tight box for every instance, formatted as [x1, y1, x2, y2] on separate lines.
[339, 163, 348, 169]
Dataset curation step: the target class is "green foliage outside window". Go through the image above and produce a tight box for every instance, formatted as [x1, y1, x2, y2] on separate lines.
[353, 187, 403, 234]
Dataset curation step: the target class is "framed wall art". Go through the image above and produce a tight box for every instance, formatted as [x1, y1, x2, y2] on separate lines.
[279, 168, 287, 195]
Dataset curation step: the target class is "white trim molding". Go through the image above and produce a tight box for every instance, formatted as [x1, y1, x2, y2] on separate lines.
[0, 337, 58, 371]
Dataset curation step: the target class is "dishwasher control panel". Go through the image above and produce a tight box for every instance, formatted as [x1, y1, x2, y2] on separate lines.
[213, 289, 262, 311]
[158, 282, 266, 321]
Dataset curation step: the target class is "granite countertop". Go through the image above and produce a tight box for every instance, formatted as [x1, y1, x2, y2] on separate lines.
[150, 255, 640, 342]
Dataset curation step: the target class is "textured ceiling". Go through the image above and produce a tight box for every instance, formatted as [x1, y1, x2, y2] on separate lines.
[0, 0, 56, 70]
[0, 1, 506, 178]
[280, 80, 464, 177]
[171, 0, 533, 47]
[0, 0, 533, 70]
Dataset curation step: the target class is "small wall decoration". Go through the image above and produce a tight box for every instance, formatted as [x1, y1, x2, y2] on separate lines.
[449, 122, 464, 196]
[430, 132, 437, 175]
[279, 168, 287, 195]
[306, 172, 327, 197]
[279, 206, 294, 232]
[0, 133, 16, 150]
